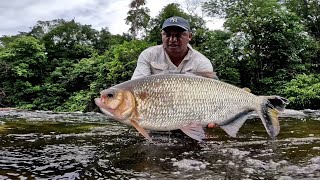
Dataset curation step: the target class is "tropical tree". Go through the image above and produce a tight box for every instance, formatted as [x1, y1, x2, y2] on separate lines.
[94, 28, 129, 54]
[42, 20, 97, 63]
[281, 73, 320, 109]
[284, 0, 320, 74]
[125, 0, 150, 39]
[55, 40, 153, 112]
[28, 19, 66, 39]
[196, 29, 240, 85]
[284, 0, 320, 40]
[104, 40, 153, 84]
[203, 0, 316, 95]
[0, 36, 47, 108]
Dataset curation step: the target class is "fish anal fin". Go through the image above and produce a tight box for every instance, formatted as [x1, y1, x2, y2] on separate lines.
[180, 123, 206, 142]
[220, 112, 250, 137]
[130, 120, 153, 142]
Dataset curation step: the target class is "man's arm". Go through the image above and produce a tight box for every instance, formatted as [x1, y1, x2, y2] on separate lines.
[131, 53, 152, 80]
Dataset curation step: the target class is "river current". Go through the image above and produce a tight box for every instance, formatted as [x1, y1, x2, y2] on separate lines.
[0, 109, 319, 179]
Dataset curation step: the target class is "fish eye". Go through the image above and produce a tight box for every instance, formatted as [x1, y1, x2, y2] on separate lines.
[107, 93, 114, 98]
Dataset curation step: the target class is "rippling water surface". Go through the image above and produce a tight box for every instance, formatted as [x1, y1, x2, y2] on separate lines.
[0, 110, 319, 179]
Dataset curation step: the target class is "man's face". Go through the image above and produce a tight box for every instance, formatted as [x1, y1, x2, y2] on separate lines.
[161, 27, 192, 54]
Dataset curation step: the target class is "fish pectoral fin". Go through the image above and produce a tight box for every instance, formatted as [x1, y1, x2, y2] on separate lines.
[180, 123, 206, 142]
[130, 119, 153, 142]
[220, 114, 248, 137]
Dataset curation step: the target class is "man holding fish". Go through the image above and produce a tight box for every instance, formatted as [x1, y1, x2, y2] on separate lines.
[95, 17, 289, 142]
[132, 16, 219, 129]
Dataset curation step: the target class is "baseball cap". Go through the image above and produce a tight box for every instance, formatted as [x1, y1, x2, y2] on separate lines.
[162, 16, 190, 31]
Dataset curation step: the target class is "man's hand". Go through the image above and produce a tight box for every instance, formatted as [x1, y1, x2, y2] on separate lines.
[207, 123, 218, 128]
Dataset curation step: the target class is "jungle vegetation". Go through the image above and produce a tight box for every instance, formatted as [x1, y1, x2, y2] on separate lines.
[0, 0, 319, 111]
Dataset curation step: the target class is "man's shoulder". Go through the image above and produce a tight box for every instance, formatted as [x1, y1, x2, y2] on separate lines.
[139, 45, 164, 63]
[143, 45, 163, 53]
[189, 48, 211, 63]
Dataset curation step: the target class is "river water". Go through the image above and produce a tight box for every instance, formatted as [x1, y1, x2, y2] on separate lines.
[0, 109, 319, 179]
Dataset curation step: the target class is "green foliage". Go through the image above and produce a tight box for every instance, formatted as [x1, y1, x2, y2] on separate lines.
[0, 19, 142, 111]
[202, 0, 235, 18]
[0, 36, 47, 107]
[284, 0, 320, 40]
[55, 90, 96, 112]
[94, 28, 130, 54]
[41, 54, 107, 111]
[0, 34, 24, 47]
[104, 40, 154, 84]
[204, 0, 317, 95]
[126, 0, 150, 39]
[42, 20, 97, 63]
[195, 29, 240, 85]
[1, 1, 320, 111]
[27, 19, 67, 39]
[53, 40, 152, 112]
[32, 83, 68, 110]
[280, 74, 320, 109]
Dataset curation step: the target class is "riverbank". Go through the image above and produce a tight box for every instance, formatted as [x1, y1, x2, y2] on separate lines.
[0, 108, 319, 179]
[0, 108, 319, 123]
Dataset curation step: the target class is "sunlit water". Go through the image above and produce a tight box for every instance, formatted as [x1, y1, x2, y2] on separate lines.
[0, 110, 319, 179]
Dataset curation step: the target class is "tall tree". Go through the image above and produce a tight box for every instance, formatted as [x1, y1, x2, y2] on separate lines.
[0, 36, 47, 108]
[284, 0, 320, 40]
[203, 0, 317, 94]
[196, 29, 240, 85]
[125, 0, 150, 39]
[284, 0, 320, 74]
[28, 19, 66, 39]
[42, 20, 97, 61]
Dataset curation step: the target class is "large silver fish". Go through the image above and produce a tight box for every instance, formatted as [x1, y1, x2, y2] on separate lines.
[95, 74, 289, 142]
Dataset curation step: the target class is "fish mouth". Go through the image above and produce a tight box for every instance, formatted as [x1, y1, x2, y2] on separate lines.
[94, 98, 114, 118]
[94, 98, 104, 108]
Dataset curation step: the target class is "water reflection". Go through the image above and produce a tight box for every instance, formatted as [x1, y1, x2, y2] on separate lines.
[0, 116, 319, 179]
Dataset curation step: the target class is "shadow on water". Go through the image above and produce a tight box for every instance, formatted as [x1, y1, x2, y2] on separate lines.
[0, 111, 320, 179]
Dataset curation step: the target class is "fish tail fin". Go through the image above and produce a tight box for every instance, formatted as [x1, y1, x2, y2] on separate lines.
[258, 96, 289, 138]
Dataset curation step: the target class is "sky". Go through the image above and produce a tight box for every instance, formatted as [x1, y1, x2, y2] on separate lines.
[0, 0, 224, 37]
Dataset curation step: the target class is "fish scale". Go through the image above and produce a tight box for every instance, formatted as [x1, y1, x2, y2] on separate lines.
[129, 75, 257, 130]
[95, 74, 289, 142]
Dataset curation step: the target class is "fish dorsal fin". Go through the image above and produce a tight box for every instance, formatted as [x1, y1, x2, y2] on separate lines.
[180, 123, 206, 142]
[220, 114, 249, 137]
[130, 119, 153, 142]
[242, 87, 251, 93]
[192, 71, 219, 80]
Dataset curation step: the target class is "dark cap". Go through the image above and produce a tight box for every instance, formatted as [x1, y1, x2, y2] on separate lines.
[162, 16, 190, 31]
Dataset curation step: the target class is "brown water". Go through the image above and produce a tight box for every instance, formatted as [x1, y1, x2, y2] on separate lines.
[0, 112, 319, 179]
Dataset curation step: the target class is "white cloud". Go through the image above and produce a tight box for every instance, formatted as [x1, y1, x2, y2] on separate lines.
[0, 0, 223, 37]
